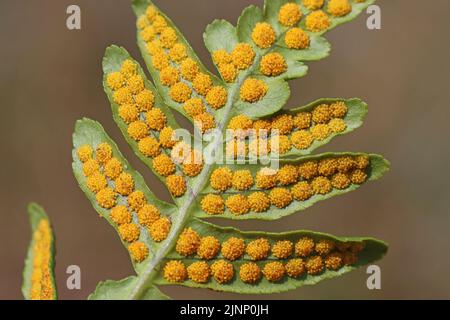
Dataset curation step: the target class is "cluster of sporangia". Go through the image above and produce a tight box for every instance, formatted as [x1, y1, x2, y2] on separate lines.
[106, 58, 205, 199]
[77, 142, 173, 263]
[201, 154, 369, 215]
[164, 228, 365, 284]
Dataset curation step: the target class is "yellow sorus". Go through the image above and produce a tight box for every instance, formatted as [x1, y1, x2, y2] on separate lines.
[246, 238, 271, 261]
[160, 66, 180, 87]
[211, 260, 234, 284]
[77, 144, 93, 163]
[262, 262, 286, 282]
[294, 112, 312, 129]
[218, 63, 237, 83]
[128, 241, 149, 262]
[170, 141, 190, 164]
[337, 156, 356, 173]
[253, 119, 272, 134]
[285, 27, 310, 49]
[160, 27, 178, 49]
[146, 39, 164, 56]
[228, 115, 253, 137]
[231, 43, 255, 70]
[120, 60, 138, 79]
[291, 181, 313, 201]
[226, 139, 248, 159]
[137, 204, 161, 227]
[354, 155, 369, 170]
[127, 120, 149, 141]
[180, 58, 200, 81]
[298, 160, 318, 180]
[182, 150, 204, 177]
[291, 130, 313, 150]
[96, 187, 117, 209]
[118, 104, 139, 124]
[197, 236, 221, 260]
[295, 237, 315, 257]
[311, 124, 331, 141]
[239, 262, 261, 284]
[210, 167, 233, 192]
[271, 114, 294, 135]
[305, 256, 324, 274]
[329, 118, 347, 133]
[152, 154, 176, 177]
[151, 52, 170, 71]
[127, 190, 147, 212]
[312, 104, 331, 123]
[102, 158, 122, 179]
[272, 240, 294, 259]
[318, 158, 338, 176]
[163, 260, 188, 283]
[221, 237, 245, 261]
[325, 252, 343, 270]
[248, 192, 270, 213]
[330, 101, 348, 118]
[159, 126, 177, 149]
[201, 194, 225, 215]
[248, 138, 270, 157]
[183, 98, 205, 117]
[169, 82, 192, 103]
[205, 86, 228, 109]
[311, 176, 332, 195]
[331, 172, 351, 189]
[141, 25, 156, 42]
[327, 0, 352, 17]
[82, 159, 100, 177]
[193, 73, 213, 96]
[176, 228, 201, 256]
[303, 0, 324, 10]
[278, 3, 302, 27]
[137, 15, 150, 30]
[109, 205, 132, 225]
[271, 135, 292, 155]
[118, 223, 140, 242]
[145, 5, 158, 22]
[149, 217, 171, 242]
[30, 220, 54, 300]
[146, 108, 167, 131]
[256, 167, 278, 189]
[349, 169, 367, 184]
[285, 258, 306, 278]
[212, 49, 232, 65]
[193, 112, 216, 133]
[138, 136, 161, 158]
[277, 165, 298, 186]
[187, 261, 211, 283]
[260, 52, 287, 77]
[166, 174, 186, 197]
[231, 170, 254, 191]
[135, 89, 155, 112]
[306, 10, 331, 32]
[315, 239, 335, 256]
[269, 187, 293, 208]
[240, 78, 268, 103]
[106, 72, 125, 90]
[225, 195, 250, 215]
[113, 87, 133, 105]
[87, 172, 107, 194]
[153, 15, 168, 33]
[251, 22, 276, 49]
[169, 43, 188, 62]
[115, 172, 135, 196]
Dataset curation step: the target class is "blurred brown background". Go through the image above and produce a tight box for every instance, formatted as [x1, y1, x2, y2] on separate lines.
[1, 0, 449, 300]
